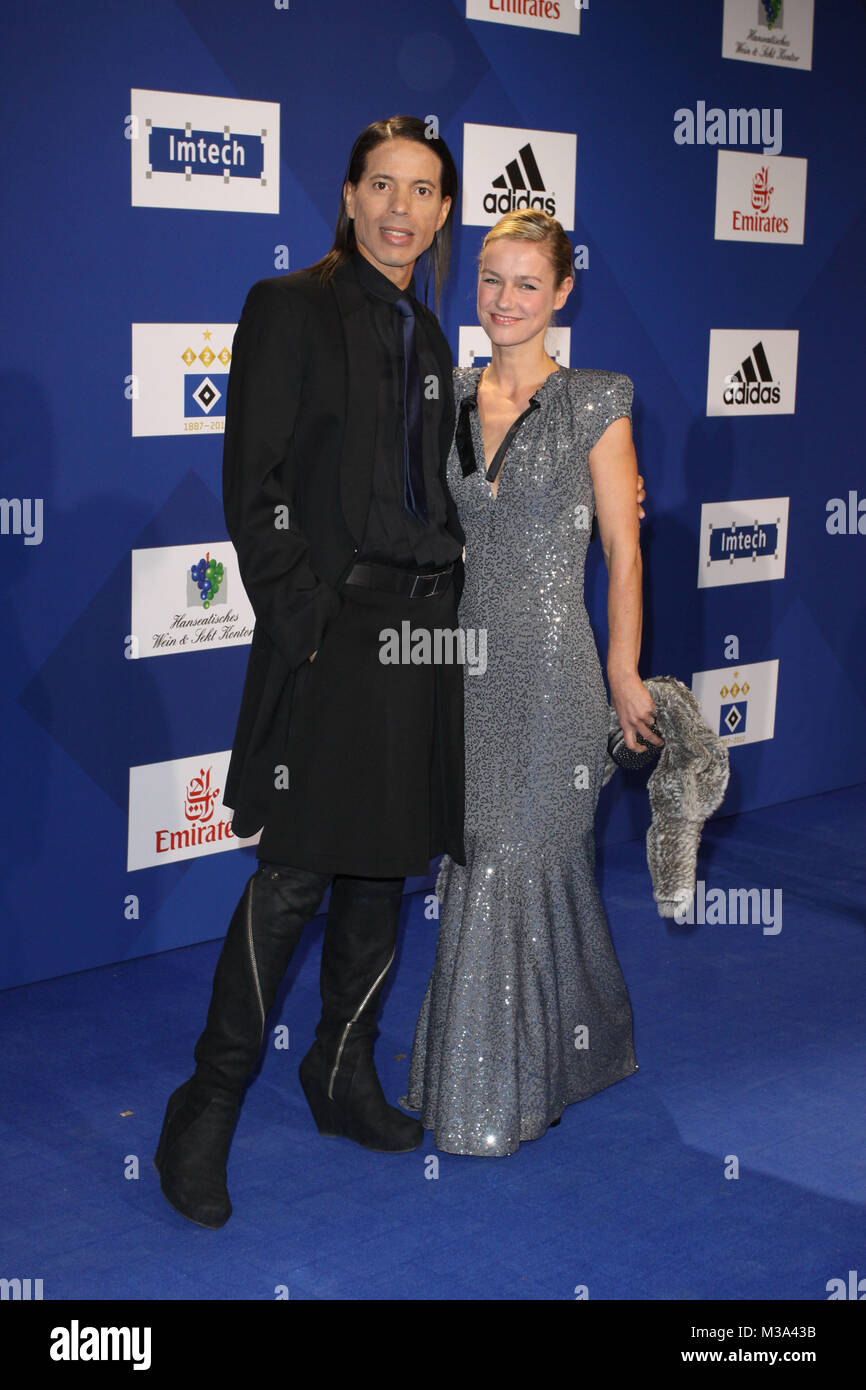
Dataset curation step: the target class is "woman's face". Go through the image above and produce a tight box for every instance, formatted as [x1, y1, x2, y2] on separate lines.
[477, 239, 573, 353]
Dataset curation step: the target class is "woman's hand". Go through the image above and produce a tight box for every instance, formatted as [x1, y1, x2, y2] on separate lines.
[608, 670, 664, 753]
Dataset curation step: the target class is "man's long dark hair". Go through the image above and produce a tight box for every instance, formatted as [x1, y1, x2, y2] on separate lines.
[310, 116, 459, 315]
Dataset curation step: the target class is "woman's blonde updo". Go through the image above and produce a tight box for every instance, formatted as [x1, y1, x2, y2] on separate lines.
[479, 209, 574, 288]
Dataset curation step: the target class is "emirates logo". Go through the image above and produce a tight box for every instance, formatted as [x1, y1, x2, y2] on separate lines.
[184, 766, 220, 824]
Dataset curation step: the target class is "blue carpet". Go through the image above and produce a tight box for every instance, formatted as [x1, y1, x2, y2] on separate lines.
[1, 783, 864, 1300]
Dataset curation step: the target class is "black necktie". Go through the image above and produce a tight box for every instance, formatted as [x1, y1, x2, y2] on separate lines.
[393, 294, 428, 524]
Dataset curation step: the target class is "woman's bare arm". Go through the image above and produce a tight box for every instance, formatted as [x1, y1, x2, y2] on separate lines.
[589, 417, 662, 752]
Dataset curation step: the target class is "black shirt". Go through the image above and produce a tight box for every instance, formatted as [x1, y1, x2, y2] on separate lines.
[350, 250, 461, 571]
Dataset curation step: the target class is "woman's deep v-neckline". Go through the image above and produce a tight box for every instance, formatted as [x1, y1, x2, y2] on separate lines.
[453, 367, 562, 503]
[475, 367, 559, 501]
[479, 398, 539, 500]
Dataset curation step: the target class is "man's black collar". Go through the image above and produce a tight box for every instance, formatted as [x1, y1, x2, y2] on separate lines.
[350, 247, 417, 304]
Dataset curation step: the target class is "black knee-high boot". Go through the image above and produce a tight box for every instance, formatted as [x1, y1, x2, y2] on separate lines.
[155, 862, 329, 1228]
[298, 875, 423, 1153]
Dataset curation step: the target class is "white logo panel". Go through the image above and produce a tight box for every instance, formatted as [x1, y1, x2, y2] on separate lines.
[698, 498, 789, 588]
[465, 0, 582, 36]
[458, 325, 570, 368]
[462, 123, 576, 229]
[715, 150, 807, 244]
[707, 329, 798, 416]
[131, 323, 236, 437]
[128, 750, 261, 872]
[721, 0, 814, 72]
[130, 541, 255, 658]
[130, 89, 279, 213]
[692, 660, 779, 747]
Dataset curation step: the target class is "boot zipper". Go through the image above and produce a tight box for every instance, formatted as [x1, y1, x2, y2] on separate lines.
[246, 878, 266, 1044]
[327, 947, 396, 1101]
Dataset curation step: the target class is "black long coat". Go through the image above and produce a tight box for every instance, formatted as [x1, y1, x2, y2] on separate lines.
[221, 257, 466, 863]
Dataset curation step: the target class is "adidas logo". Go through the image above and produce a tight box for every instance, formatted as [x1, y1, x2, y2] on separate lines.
[723, 340, 781, 405]
[484, 143, 556, 217]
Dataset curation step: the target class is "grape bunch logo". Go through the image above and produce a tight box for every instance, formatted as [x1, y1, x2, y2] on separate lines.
[760, 0, 783, 29]
[187, 552, 225, 609]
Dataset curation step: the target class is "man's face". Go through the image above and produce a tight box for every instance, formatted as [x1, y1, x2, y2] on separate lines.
[343, 137, 451, 290]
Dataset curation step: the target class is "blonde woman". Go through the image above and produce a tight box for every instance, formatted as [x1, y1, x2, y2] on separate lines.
[403, 210, 662, 1155]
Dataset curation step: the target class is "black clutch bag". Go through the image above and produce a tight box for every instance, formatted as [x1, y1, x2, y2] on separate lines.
[608, 722, 662, 771]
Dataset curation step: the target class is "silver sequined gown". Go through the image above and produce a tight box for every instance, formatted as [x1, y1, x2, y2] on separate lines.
[403, 365, 639, 1156]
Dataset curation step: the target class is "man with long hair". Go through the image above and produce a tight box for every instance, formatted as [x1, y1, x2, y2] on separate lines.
[154, 117, 467, 1228]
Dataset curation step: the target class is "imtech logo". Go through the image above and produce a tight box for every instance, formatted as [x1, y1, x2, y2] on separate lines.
[463, 124, 576, 228]
[706, 330, 798, 415]
[129, 89, 279, 214]
[697, 498, 789, 588]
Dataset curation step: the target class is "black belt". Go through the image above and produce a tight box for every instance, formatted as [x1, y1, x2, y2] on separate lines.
[344, 560, 455, 598]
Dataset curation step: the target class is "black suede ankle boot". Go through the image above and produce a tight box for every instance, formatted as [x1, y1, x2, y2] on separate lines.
[298, 874, 422, 1153]
[154, 1078, 239, 1228]
[155, 863, 329, 1225]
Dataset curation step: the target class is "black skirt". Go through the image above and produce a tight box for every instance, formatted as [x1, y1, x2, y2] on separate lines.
[256, 577, 465, 878]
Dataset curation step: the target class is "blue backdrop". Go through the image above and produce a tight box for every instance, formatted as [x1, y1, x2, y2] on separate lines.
[2, 0, 863, 989]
